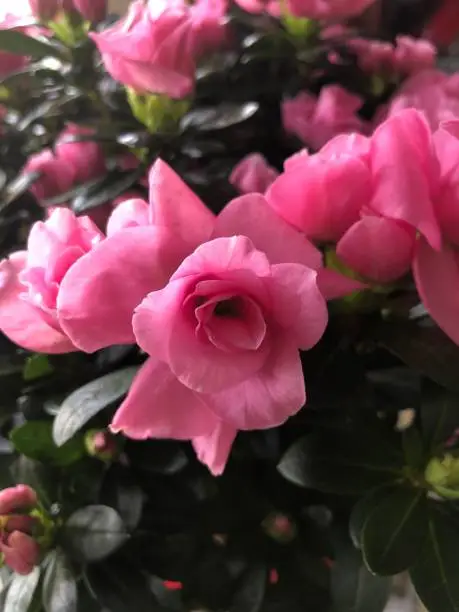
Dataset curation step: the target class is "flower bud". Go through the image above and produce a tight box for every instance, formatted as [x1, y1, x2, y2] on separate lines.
[425, 454, 459, 499]
[85, 429, 118, 461]
[29, 0, 60, 21]
[73, 0, 107, 23]
[262, 512, 297, 543]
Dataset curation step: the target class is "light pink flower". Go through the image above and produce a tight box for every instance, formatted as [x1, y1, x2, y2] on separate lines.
[90, 0, 227, 99]
[0, 208, 104, 353]
[107, 197, 150, 235]
[282, 86, 368, 151]
[383, 69, 459, 131]
[58, 160, 360, 474]
[230, 154, 279, 194]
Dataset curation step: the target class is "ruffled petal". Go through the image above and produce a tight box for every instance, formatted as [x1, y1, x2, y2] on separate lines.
[110, 357, 216, 439]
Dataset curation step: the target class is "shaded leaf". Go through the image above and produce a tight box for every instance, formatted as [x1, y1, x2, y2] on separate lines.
[72, 168, 145, 214]
[23, 354, 53, 382]
[63, 505, 128, 563]
[0, 30, 64, 60]
[4, 567, 41, 612]
[362, 486, 428, 576]
[10, 421, 85, 466]
[229, 564, 267, 612]
[420, 383, 459, 451]
[10, 456, 57, 509]
[349, 485, 395, 549]
[410, 504, 459, 612]
[42, 550, 77, 612]
[53, 367, 138, 447]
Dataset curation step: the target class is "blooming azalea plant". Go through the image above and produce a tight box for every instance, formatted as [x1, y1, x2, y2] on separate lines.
[0, 0, 458, 611]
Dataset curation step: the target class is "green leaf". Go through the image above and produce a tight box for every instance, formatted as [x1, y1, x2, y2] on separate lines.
[4, 567, 41, 612]
[0, 31, 64, 60]
[10, 456, 57, 509]
[11, 421, 85, 466]
[420, 383, 459, 451]
[23, 354, 54, 382]
[361, 485, 428, 576]
[349, 485, 396, 549]
[410, 504, 459, 612]
[331, 540, 390, 612]
[278, 433, 402, 495]
[181, 102, 259, 132]
[72, 168, 145, 214]
[402, 427, 426, 472]
[63, 505, 128, 563]
[53, 367, 139, 447]
[229, 565, 267, 612]
[42, 550, 77, 612]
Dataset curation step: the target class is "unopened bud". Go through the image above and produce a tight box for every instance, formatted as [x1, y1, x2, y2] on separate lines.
[262, 512, 297, 544]
[425, 454, 459, 499]
[29, 0, 60, 21]
[73, 0, 107, 23]
[85, 429, 118, 461]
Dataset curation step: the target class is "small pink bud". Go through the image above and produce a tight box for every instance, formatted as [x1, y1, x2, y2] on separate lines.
[29, 0, 60, 21]
[262, 512, 297, 543]
[85, 429, 118, 461]
[164, 580, 183, 591]
[73, 0, 107, 23]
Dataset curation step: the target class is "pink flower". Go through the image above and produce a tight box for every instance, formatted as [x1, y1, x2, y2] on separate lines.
[29, 0, 60, 21]
[90, 0, 227, 99]
[286, 0, 376, 20]
[383, 69, 459, 131]
[0, 208, 104, 353]
[0, 485, 39, 576]
[233, 0, 281, 17]
[57, 160, 359, 474]
[107, 197, 150, 235]
[282, 86, 369, 151]
[230, 154, 279, 194]
[23, 126, 107, 203]
[72, 0, 107, 23]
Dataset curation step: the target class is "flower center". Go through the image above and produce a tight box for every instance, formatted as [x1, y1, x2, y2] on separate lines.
[213, 298, 240, 318]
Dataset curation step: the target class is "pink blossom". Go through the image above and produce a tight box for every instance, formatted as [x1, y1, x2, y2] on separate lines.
[72, 0, 107, 22]
[286, 0, 376, 20]
[230, 154, 279, 194]
[29, 0, 60, 21]
[282, 86, 369, 151]
[57, 160, 360, 474]
[0, 208, 104, 353]
[107, 197, 150, 235]
[0, 486, 37, 514]
[383, 69, 459, 131]
[90, 0, 227, 99]
[0, 532, 40, 575]
[233, 0, 281, 17]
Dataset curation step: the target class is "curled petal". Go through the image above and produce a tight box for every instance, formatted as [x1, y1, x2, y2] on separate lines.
[192, 420, 237, 476]
[110, 357, 216, 439]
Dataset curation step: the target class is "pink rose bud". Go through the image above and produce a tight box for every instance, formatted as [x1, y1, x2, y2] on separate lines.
[29, 0, 60, 21]
[0, 208, 104, 354]
[72, 0, 107, 23]
[90, 0, 227, 99]
[0, 531, 40, 575]
[230, 154, 279, 194]
[85, 429, 119, 460]
[0, 486, 37, 514]
[282, 86, 369, 151]
[286, 0, 376, 20]
[393, 36, 436, 76]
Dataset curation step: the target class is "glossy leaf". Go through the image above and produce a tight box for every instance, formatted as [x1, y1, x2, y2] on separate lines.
[63, 505, 128, 563]
[181, 102, 259, 132]
[0, 30, 64, 60]
[53, 367, 138, 447]
[42, 550, 77, 612]
[229, 565, 267, 612]
[4, 567, 41, 612]
[361, 486, 428, 576]
[349, 485, 396, 549]
[420, 383, 459, 451]
[10, 421, 85, 466]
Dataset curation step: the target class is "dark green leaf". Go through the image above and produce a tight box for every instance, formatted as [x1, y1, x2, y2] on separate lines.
[42, 550, 77, 612]
[402, 427, 426, 471]
[421, 383, 459, 451]
[375, 320, 459, 393]
[72, 168, 145, 214]
[410, 504, 459, 612]
[4, 568, 41, 612]
[63, 505, 128, 563]
[229, 565, 267, 612]
[0, 30, 64, 60]
[331, 540, 390, 612]
[362, 485, 428, 576]
[53, 367, 139, 447]
[23, 354, 54, 382]
[86, 558, 165, 612]
[349, 485, 396, 549]
[10, 421, 85, 466]
[10, 456, 57, 509]
[278, 433, 402, 495]
[181, 102, 259, 132]
[2, 173, 41, 209]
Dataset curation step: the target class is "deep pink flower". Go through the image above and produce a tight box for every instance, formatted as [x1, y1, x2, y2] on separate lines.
[233, 0, 281, 17]
[0, 485, 37, 514]
[72, 0, 107, 22]
[23, 150, 77, 202]
[58, 160, 360, 474]
[230, 154, 279, 194]
[383, 69, 459, 131]
[282, 86, 369, 151]
[0, 208, 103, 353]
[90, 0, 227, 99]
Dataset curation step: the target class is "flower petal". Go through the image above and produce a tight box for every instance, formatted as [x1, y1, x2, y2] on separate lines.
[58, 226, 187, 352]
[149, 159, 215, 247]
[110, 357, 216, 439]
[0, 253, 74, 354]
[337, 216, 415, 283]
[413, 238, 459, 345]
[270, 263, 328, 350]
[214, 193, 322, 270]
[204, 341, 305, 430]
[107, 198, 150, 236]
[192, 420, 237, 475]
